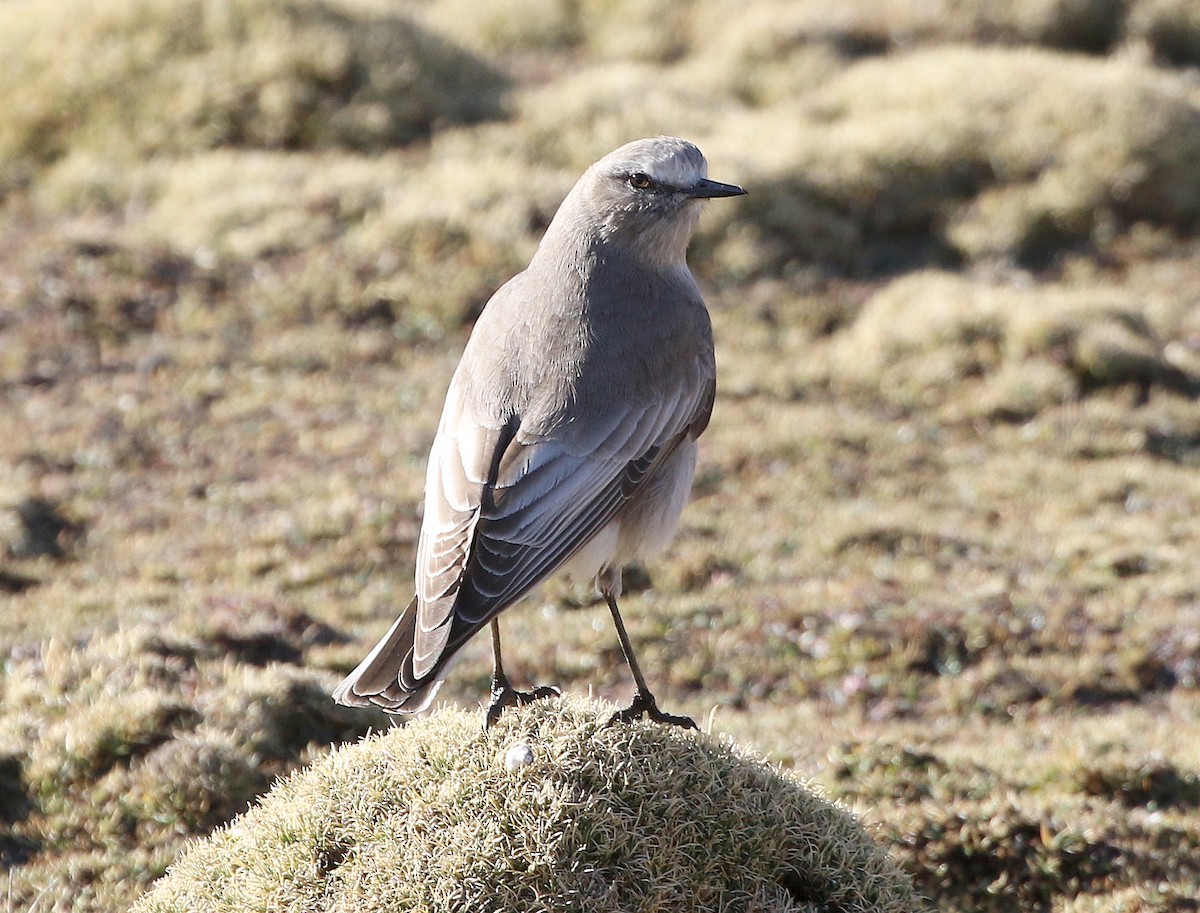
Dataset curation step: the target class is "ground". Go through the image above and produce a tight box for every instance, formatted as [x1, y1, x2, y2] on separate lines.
[1, 0, 1199, 910]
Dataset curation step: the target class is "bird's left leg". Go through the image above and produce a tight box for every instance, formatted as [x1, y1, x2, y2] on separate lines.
[483, 619, 559, 729]
[602, 575, 696, 730]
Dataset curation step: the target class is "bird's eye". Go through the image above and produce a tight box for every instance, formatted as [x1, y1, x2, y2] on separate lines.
[628, 172, 653, 190]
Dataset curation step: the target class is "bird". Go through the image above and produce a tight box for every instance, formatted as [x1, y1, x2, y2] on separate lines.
[332, 136, 745, 729]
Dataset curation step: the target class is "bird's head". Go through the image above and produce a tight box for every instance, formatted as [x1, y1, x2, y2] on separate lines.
[567, 136, 746, 267]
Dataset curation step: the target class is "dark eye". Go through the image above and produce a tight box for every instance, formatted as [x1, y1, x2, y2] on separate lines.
[628, 172, 653, 190]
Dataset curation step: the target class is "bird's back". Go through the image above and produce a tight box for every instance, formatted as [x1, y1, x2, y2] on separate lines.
[460, 244, 715, 433]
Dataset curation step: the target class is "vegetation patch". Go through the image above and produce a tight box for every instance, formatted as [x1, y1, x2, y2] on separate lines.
[828, 741, 1000, 805]
[0, 0, 507, 191]
[1128, 0, 1200, 66]
[1073, 759, 1200, 810]
[712, 45, 1200, 275]
[134, 698, 921, 913]
[828, 270, 1199, 413]
[0, 611, 386, 912]
[891, 801, 1125, 912]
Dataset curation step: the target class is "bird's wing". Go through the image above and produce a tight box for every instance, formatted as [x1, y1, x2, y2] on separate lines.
[407, 367, 714, 683]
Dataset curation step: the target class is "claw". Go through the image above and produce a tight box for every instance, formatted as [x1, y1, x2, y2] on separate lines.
[483, 683, 561, 729]
[607, 690, 697, 730]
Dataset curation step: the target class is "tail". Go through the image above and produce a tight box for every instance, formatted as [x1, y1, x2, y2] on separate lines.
[332, 597, 445, 714]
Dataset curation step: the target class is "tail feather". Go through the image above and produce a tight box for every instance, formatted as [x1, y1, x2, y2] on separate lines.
[333, 597, 444, 713]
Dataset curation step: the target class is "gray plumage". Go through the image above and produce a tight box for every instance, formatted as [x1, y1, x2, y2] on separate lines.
[333, 136, 744, 722]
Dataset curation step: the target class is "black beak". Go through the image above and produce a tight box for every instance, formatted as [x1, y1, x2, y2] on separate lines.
[688, 178, 747, 199]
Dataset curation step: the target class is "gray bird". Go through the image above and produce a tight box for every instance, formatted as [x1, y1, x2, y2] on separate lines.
[333, 136, 744, 728]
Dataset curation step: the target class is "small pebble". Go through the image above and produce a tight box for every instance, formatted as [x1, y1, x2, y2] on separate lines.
[505, 743, 535, 772]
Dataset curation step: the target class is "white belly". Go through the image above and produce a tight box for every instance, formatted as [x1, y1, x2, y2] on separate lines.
[559, 439, 698, 592]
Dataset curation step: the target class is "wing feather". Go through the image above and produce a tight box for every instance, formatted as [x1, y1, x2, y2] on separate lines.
[407, 361, 714, 681]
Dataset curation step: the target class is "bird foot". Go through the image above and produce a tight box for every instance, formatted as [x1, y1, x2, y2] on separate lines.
[607, 691, 697, 730]
[483, 682, 561, 729]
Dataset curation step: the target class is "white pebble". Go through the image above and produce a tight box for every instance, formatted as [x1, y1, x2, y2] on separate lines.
[504, 743, 535, 772]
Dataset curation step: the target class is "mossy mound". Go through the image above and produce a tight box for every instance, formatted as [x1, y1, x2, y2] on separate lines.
[134, 698, 921, 913]
[712, 45, 1200, 275]
[417, 0, 697, 63]
[90, 142, 562, 328]
[0, 609, 386, 912]
[1128, 0, 1200, 66]
[828, 270, 1200, 415]
[0, 0, 507, 190]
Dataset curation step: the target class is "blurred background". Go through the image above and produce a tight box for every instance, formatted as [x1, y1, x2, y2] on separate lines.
[1, 0, 1199, 909]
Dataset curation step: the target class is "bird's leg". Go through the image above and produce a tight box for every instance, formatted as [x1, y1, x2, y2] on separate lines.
[483, 619, 559, 729]
[604, 592, 697, 730]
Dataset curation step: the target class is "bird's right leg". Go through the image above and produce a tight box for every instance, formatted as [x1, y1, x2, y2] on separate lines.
[603, 590, 697, 730]
[483, 619, 559, 729]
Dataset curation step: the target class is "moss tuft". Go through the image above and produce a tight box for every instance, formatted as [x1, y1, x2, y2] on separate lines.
[0, 0, 508, 191]
[0, 615, 387, 912]
[829, 270, 1199, 411]
[135, 697, 921, 913]
[708, 46, 1200, 275]
[1074, 760, 1200, 810]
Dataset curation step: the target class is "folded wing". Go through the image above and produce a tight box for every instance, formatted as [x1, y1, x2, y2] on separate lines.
[412, 365, 712, 671]
[333, 361, 714, 711]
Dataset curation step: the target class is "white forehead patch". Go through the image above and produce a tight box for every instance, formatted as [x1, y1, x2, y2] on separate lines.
[597, 136, 708, 190]
[648, 150, 707, 187]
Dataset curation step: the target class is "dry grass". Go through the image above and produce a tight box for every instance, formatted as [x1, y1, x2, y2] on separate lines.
[706, 45, 1200, 275]
[1128, 0, 1200, 65]
[2, 0, 1200, 910]
[827, 269, 1199, 416]
[133, 698, 920, 913]
[414, 0, 699, 63]
[0, 609, 387, 911]
[0, 0, 507, 192]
